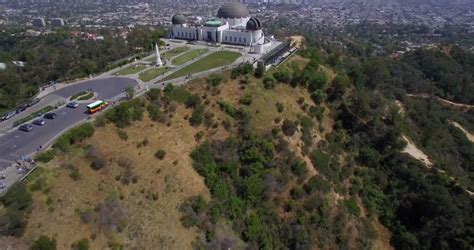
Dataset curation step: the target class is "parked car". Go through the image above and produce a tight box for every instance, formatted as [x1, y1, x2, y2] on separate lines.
[44, 112, 57, 119]
[33, 119, 46, 126]
[28, 98, 41, 107]
[67, 101, 79, 108]
[4, 111, 16, 120]
[0, 182, 5, 189]
[0, 174, 5, 179]
[19, 124, 33, 132]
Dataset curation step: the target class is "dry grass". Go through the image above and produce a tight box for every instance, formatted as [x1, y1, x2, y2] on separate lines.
[22, 108, 211, 249]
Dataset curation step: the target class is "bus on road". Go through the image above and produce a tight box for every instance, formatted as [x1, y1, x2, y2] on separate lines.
[87, 100, 108, 114]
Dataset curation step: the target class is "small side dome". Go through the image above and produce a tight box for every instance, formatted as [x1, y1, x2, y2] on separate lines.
[246, 17, 262, 31]
[172, 14, 187, 25]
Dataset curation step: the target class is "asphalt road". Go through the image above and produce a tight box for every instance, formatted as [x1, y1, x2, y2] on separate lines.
[0, 77, 137, 192]
[54, 77, 136, 99]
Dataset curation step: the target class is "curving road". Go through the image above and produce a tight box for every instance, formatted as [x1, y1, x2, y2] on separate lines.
[0, 77, 137, 192]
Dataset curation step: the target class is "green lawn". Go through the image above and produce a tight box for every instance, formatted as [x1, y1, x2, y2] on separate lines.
[70, 91, 87, 100]
[146, 47, 190, 62]
[163, 51, 241, 81]
[171, 49, 209, 66]
[115, 64, 147, 75]
[139, 67, 170, 82]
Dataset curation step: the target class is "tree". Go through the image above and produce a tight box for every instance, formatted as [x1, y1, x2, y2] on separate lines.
[254, 62, 265, 78]
[363, 58, 390, 89]
[311, 89, 327, 104]
[125, 86, 135, 99]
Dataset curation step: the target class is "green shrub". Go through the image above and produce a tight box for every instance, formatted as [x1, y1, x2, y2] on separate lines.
[185, 94, 202, 109]
[116, 129, 128, 141]
[0, 210, 27, 237]
[304, 175, 331, 194]
[35, 150, 56, 163]
[164, 85, 192, 103]
[275, 102, 284, 113]
[190, 106, 204, 126]
[231, 63, 253, 78]
[69, 167, 81, 181]
[1, 182, 32, 212]
[291, 160, 308, 177]
[263, 76, 276, 89]
[311, 89, 327, 104]
[72, 238, 89, 250]
[145, 88, 162, 102]
[155, 149, 166, 160]
[86, 146, 106, 171]
[147, 103, 164, 122]
[30, 235, 57, 250]
[241, 94, 253, 106]
[94, 115, 108, 127]
[105, 99, 145, 128]
[207, 74, 224, 86]
[273, 68, 291, 83]
[53, 123, 95, 151]
[343, 198, 361, 217]
[309, 105, 324, 120]
[217, 100, 237, 118]
[281, 119, 297, 136]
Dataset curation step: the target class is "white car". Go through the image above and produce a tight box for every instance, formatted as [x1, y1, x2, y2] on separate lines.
[0, 174, 5, 179]
[67, 101, 79, 108]
[0, 182, 5, 189]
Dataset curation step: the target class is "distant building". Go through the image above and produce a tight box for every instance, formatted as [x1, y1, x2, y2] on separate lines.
[170, 3, 271, 54]
[32, 18, 46, 27]
[51, 18, 66, 27]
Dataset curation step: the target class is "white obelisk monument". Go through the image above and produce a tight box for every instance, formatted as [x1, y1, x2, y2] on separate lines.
[155, 43, 163, 67]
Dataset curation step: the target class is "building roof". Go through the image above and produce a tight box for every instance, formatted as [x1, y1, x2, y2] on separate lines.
[217, 3, 250, 19]
[246, 17, 262, 30]
[205, 19, 224, 27]
[171, 14, 187, 25]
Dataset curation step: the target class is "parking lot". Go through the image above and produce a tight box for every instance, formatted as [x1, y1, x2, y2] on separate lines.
[0, 103, 92, 191]
[0, 77, 137, 193]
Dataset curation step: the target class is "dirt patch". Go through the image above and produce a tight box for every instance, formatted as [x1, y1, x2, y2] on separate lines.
[402, 135, 433, 167]
[289, 36, 305, 48]
[0, 236, 29, 249]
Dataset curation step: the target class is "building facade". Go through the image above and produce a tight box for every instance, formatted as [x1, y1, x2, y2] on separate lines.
[170, 2, 269, 54]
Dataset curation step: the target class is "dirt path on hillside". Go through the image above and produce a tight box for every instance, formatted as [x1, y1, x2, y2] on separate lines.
[407, 93, 474, 111]
[450, 121, 474, 143]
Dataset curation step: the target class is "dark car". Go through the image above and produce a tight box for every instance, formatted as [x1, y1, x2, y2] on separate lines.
[28, 98, 41, 107]
[67, 101, 79, 108]
[44, 112, 57, 119]
[33, 119, 46, 126]
[0, 182, 5, 189]
[19, 124, 33, 132]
